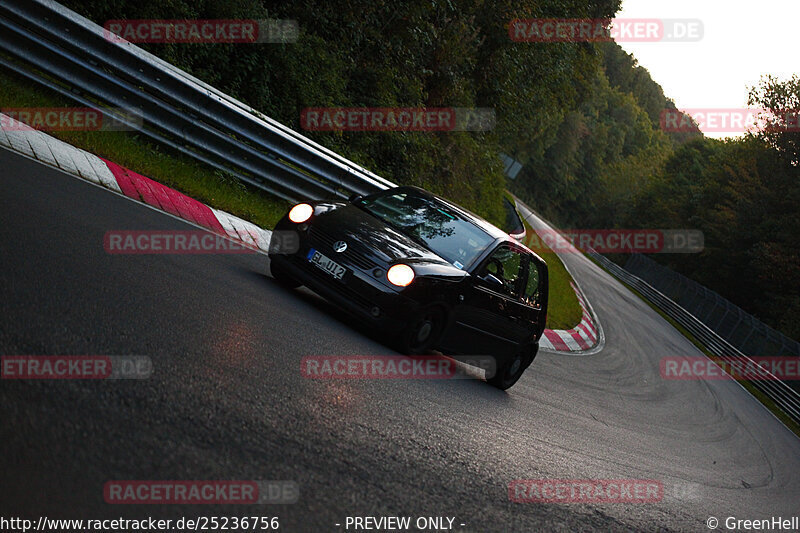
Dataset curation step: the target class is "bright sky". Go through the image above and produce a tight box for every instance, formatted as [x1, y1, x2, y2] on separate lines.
[615, 0, 799, 138]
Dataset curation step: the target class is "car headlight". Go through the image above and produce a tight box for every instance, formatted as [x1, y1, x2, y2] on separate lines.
[387, 264, 415, 287]
[288, 203, 313, 223]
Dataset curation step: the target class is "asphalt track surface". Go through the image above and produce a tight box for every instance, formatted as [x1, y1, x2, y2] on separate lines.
[1, 146, 799, 531]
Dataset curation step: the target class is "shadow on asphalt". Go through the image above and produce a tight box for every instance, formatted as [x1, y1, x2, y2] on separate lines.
[239, 263, 517, 401]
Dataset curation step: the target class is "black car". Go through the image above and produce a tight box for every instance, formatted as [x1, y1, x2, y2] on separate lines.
[268, 186, 548, 389]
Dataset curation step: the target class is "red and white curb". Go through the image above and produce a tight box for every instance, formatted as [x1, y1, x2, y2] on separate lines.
[540, 282, 602, 353]
[0, 113, 272, 252]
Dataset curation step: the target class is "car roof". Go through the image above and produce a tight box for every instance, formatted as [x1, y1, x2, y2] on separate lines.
[384, 186, 546, 265]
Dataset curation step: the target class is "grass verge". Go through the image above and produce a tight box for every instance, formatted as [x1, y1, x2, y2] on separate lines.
[0, 67, 288, 228]
[585, 254, 800, 439]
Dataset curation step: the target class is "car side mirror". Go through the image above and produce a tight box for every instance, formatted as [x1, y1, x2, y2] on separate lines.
[479, 272, 504, 289]
[348, 193, 363, 203]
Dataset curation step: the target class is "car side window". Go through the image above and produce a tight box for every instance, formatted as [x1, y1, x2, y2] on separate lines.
[523, 256, 541, 306]
[481, 245, 523, 298]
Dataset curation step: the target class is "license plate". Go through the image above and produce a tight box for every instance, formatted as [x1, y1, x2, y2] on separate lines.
[307, 248, 347, 280]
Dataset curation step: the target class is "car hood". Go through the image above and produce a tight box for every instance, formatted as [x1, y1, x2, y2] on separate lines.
[313, 202, 451, 266]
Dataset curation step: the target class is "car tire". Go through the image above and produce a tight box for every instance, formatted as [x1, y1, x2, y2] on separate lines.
[523, 342, 538, 369]
[397, 306, 446, 355]
[487, 351, 526, 390]
[269, 261, 301, 289]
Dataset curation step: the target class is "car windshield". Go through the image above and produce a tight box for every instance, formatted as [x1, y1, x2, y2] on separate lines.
[357, 190, 495, 268]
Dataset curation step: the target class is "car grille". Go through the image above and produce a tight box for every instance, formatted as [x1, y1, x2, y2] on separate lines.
[308, 226, 379, 271]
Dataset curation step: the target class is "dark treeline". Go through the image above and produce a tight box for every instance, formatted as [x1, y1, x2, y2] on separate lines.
[629, 79, 800, 342]
[517, 52, 799, 340]
[61, 0, 797, 340]
[517, 41, 798, 340]
[511, 42, 699, 228]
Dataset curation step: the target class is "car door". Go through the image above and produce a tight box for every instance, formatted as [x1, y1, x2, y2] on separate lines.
[445, 244, 532, 356]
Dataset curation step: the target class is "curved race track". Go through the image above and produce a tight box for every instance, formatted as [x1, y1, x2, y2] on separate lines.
[1, 147, 798, 531]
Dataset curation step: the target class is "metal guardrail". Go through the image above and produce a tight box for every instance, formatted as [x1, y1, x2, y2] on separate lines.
[0, 0, 396, 203]
[625, 254, 800, 359]
[588, 250, 800, 426]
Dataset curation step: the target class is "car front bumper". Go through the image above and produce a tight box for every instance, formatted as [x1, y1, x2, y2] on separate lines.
[269, 240, 421, 335]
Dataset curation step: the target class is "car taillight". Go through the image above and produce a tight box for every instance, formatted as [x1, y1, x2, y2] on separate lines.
[288, 203, 313, 223]
[387, 264, 415, 287]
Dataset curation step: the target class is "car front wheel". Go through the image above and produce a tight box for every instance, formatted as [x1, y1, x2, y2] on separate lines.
[397, 306, 446, 355]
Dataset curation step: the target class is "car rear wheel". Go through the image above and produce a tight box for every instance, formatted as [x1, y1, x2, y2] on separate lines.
[269, 261, 301, 289]
[487, 351, 526, 390]
[398, 306, 446, 355]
